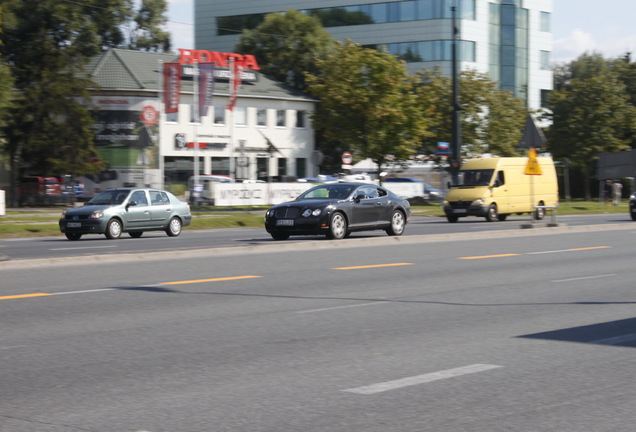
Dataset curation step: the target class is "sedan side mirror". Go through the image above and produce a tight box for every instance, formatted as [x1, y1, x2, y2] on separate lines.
[354, 193, 366, 203]
[126, 201, 137, 209]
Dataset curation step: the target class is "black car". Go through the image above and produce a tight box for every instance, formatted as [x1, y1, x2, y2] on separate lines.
[264, 182, 411, 240]
[630, 192, 636, 220]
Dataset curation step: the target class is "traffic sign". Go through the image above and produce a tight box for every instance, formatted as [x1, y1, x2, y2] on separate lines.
[525, 148, 542, 175]
[342, 151, 353, 165]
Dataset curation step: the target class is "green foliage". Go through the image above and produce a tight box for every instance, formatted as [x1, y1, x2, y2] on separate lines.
[415, 69, 528, 159]
[0, 0, 173, 182]
[235, 9, 336, 91]
[546, 53, 636, 198]
[128, 0, 171, 52]
[307, 40, 427, 173]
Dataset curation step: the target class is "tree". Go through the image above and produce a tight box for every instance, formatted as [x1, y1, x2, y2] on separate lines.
[415, 69, 528, 160]
[0, 0, 138, 192]
[306, 40, 428, 177]
[235, 9, 336, 91]
[127, 0, 171, 52]
[546, 72, 636, 198]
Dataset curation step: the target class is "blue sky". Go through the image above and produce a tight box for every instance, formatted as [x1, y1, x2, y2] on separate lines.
[165, 0, 636, 64]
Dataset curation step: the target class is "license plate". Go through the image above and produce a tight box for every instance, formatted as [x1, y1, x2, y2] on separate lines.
[67, 222, 81, 228]
[276, 219, 294, 226]
[452, 209, 467, 214]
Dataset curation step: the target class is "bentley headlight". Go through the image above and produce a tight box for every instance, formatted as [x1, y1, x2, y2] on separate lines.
[302, 208, 322, 217]
[90, 210, 103, 219]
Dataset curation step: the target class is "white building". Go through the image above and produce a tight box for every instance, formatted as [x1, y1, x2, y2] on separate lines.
[82, 48, 317, 195]
[195, 0, 553, 110]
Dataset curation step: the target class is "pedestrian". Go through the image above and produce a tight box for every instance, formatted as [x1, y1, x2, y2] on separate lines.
[604, 179, 612, 205]
[612, 180, 623, 206]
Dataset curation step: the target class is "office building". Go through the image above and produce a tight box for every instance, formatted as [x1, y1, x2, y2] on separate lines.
[194, 0, 553, 110]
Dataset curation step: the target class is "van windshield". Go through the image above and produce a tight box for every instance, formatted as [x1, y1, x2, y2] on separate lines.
[453, 169, 494, 187]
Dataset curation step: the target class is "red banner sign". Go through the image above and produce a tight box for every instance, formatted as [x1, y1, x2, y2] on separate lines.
[163, 63, 182, 114]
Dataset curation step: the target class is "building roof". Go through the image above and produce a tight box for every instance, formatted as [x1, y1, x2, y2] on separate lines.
[83, 48, 314, 102]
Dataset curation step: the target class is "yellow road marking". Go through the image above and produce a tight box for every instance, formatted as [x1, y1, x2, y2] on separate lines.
[160, 275, 262, 285]
[333, 263, 415, 270]
[460, 246, 612, 260]
[459, 254, 521, 260]
[0, 293, 52, 300]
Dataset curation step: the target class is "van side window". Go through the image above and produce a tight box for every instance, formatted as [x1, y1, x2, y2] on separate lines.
[496, 171, 505, 186]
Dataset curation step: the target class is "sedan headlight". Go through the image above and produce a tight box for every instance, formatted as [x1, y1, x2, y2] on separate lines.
[90, 210, 103, 219]
[302, 208, 322, 217]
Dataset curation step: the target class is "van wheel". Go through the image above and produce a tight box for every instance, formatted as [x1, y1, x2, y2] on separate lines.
[446, 215, 458, 223]
[485, 204, 498, 222]
[534, 202, 545, 220]
[497, 214, 508, 221]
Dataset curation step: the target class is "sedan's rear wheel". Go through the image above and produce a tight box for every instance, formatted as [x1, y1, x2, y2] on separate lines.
[326, 212, 347, 240]
[166, 217, 182, 237]
[386, 210, 405, 236]
[129, 231, 143, 238]
[65, 233, 82, 241]
[105, 219, 122, 239]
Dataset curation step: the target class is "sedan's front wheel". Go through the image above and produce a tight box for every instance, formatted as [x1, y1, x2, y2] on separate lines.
[65, 233, 82, 241]
[166, 217, 182, 237]
[386, 210, 405, 236]
[326, 212, 347, 240]
[105, 219, 122, 239]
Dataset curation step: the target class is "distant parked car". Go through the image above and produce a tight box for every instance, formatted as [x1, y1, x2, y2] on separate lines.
[264, 182, 410, 240]
[59, 187, 191, 240]
[384, 177, 443, 202]
[630, 192, 636, 221]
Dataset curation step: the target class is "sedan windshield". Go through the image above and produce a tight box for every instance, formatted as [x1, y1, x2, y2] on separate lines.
[87, 190, 130, 205]
[298, 184, 355, 200]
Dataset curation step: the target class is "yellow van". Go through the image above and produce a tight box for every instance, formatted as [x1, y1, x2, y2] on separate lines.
[443, 156, 558, 222]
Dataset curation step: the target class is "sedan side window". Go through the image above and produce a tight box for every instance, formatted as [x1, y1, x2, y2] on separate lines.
[130, 190, 148, 206]
[150, 190, 167, 205]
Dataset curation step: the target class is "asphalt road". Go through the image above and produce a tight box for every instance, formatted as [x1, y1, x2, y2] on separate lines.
[1, 211, 633, 262]
[2, 225, 636, 431]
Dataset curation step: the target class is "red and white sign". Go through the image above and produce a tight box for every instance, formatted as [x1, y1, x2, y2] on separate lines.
[178, 49, 260, 70]
[163, 63, 182, 114]
[140, 106, 158, 126]
[342, 152, 353, 165]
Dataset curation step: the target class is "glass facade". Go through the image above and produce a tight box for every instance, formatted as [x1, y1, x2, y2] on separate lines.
[218, 0, 476, 34]
[489, 0, 529, 100]
[376, 39, 476, 63]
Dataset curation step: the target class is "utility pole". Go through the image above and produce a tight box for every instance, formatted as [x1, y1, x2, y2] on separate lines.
[451, 3, 462, 184]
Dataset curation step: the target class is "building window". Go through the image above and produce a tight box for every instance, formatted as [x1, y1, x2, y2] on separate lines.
[211, 157, 230, 176]
[296, 158, 307, 178]
[276, 109, 286, 127]
[213, 106, 225, 125]
[166, 111, 178, 123]
[189, 104, 203, 124]
[235, 107, 247, 125]
[540, 89, 551, 108]
[277, 158, 287, 177]
[257, 157, 269, 181]
[295, 111, 306, 128]
[540, 11, 550, 32]
[540, 51, 551, 70]
[217, 0, 477, 36]
[256, 108, 267, 126]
